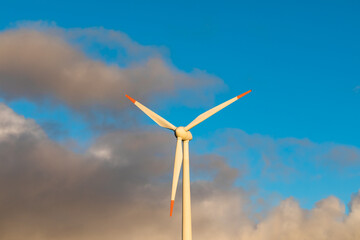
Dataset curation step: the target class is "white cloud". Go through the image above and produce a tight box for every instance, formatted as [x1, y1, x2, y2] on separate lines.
[88, 147, 112, 161]
[240, 193, 360, 240]
[0, 103, 44, 140]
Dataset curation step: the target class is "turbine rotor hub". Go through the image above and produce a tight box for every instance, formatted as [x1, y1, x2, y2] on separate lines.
[175, 127, 192, 141]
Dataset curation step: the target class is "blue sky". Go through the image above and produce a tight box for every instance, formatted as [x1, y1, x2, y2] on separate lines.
[1, 0, 360, 225]
[1, 0, 359, 143]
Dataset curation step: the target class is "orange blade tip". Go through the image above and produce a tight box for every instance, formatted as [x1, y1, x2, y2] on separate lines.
[237, 89, 252, 99]
[125, 94, 136, 103]
[170, 200, 174, 217]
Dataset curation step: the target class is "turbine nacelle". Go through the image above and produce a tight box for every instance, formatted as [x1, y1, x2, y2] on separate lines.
[174, 127, 193, 141]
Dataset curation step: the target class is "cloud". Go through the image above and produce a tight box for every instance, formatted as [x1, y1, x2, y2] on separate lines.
[1, 100, 360, 239]
[0, 103, 44, 140]
[240, 193, 360, 240]
[0, 103, 249, 240]
[0, 22, 225, 115]
[191, 153, 241, 187]
[199, 129, 360, 178]
[354, 86, 360, 93]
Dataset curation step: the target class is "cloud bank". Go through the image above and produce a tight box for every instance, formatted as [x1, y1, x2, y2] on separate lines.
[198, 129, 360, 175]
[0, 103, 249, 240]
[0, 103, 360, 239]
[241, 193, 360, 240]
[0, 22, 224, 114]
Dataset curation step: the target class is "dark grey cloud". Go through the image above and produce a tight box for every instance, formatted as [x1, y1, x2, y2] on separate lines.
[0, 103, 249, 240]
[1, 100, 360, 240]
[0, 22, 225, 115]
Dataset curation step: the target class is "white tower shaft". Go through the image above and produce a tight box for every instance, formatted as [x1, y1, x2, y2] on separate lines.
[182, 140, 192, 240]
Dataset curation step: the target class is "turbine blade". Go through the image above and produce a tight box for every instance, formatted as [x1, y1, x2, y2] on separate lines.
[125, 95, 176, 130]
[170, 137, 183, 216]
[184, 90, 252, 131]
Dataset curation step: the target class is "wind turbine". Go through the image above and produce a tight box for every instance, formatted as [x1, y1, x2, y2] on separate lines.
[126, 90, 252, 240]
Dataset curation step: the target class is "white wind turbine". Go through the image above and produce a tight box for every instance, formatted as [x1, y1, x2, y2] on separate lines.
[126, 90, 252, 240]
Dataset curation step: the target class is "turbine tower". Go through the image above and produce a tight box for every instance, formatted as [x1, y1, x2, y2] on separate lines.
[126, 90, 252, 240]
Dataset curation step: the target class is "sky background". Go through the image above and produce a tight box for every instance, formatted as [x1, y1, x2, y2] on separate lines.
[0, 1, 360, 239]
